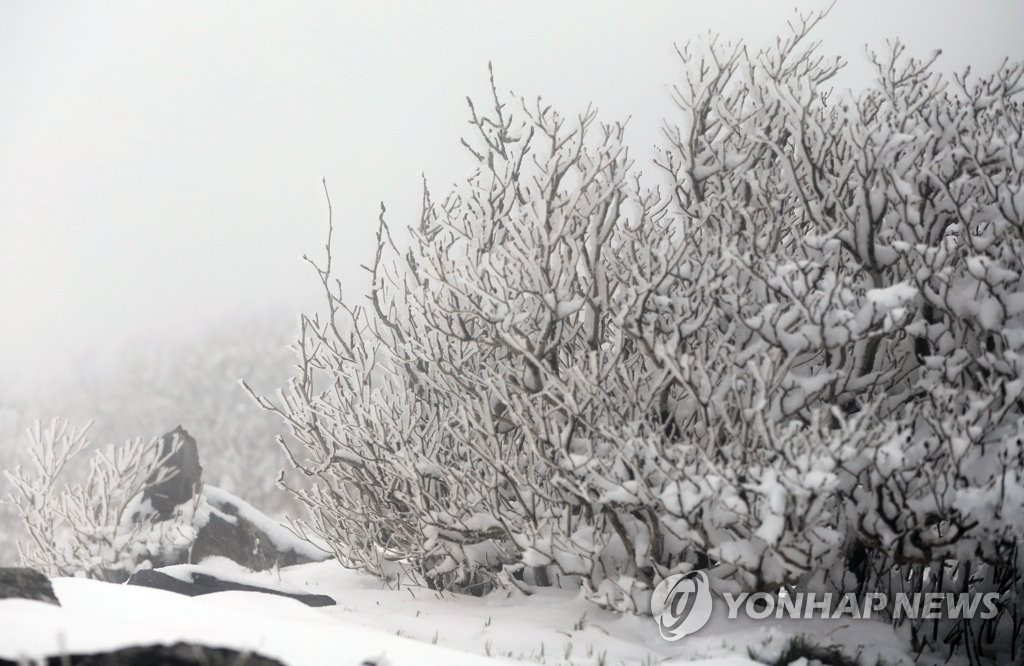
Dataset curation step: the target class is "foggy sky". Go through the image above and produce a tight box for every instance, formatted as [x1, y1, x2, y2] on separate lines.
[3, 1, 1023, 385]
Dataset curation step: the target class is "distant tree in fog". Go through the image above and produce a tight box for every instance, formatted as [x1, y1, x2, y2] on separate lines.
[0, 311, 303, 517]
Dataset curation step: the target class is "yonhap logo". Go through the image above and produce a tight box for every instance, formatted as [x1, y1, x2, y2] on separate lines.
[650, 571, 1002, 642]
[651, 571, 714, 641]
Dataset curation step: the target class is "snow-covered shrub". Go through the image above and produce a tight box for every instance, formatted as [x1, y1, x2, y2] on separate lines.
[650, 20, 1024, 658]
[257, 7, 1024, 659]
[4, 418, 199, 582]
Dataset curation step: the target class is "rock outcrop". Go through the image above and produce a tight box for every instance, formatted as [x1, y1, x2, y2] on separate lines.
[0, 567, 59, 605]
[0, 642, 285, 666]
[191, 486, 324, 571]
[139, 426, 326, 572]
[143, 426, 203, 521]
[126, 568, 335, 607]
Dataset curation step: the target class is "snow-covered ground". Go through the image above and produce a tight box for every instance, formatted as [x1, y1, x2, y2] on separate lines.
[0, 557, 914, 666]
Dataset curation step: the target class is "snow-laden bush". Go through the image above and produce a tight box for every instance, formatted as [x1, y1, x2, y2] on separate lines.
[255, 8, 1024, 660]
[4, 419, 199, 582]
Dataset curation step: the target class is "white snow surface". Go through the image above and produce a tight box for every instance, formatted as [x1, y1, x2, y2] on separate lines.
[0, 557, 914, 666]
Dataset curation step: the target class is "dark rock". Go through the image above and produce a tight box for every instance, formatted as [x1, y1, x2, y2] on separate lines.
[133, 428, 323, 572]
[187, 572, 335, 607]
[0, 642, 285, 665]
[144, 426, 203, 521]
[0, 567, 59, 605]
[189, 489, 320, 571]
[124, 569, 198, 597]
[126, 569, 336, 607]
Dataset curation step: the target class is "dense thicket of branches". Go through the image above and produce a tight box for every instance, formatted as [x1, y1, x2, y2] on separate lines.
[256, 11, 1024, 661]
